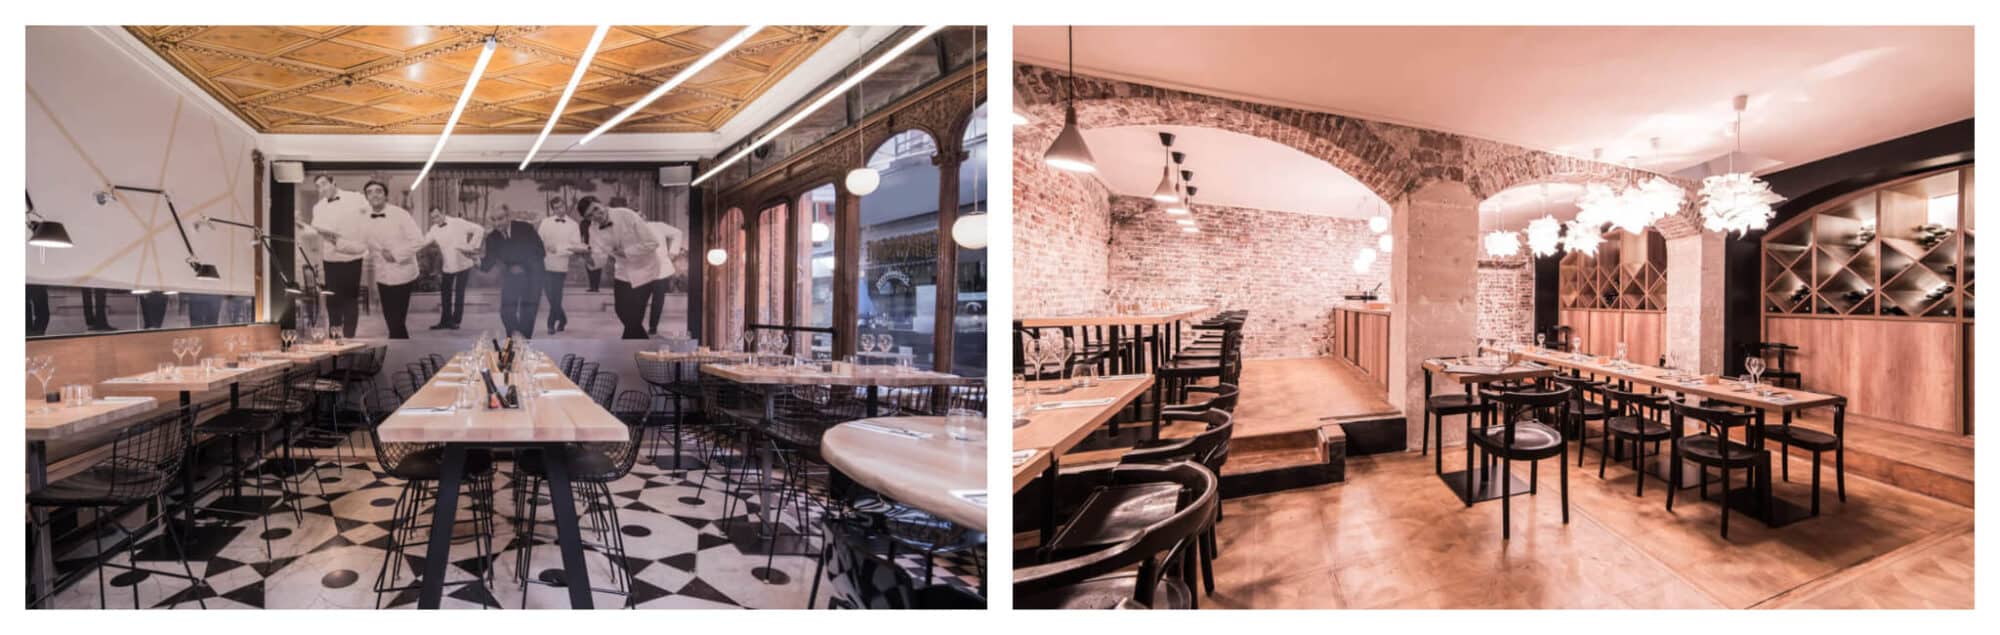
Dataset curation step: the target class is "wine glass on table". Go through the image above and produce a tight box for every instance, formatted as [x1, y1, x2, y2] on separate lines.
[1615, 341, 1628, 368]
[188, 338, 204, 367]
[1535, 332, 1546, 351]
[1746, 356, 1768, 395]
[29, 356, 56, 413]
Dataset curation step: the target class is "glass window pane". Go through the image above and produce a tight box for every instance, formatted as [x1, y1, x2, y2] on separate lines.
[798, 184, 838, 358]
[858, 129, 941, 369]
[718, 207, 746, 348]
[951, 103, 988, 377]
[754, 202, 788, 329]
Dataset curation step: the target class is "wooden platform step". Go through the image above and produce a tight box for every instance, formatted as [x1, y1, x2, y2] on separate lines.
[1785, 417, 1973, 508]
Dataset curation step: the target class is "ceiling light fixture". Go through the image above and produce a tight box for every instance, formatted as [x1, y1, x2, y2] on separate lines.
[412, 36, 498, 190]
[26, 192, 72, 248]
[520, 26, 609, 170]
[1378, 233, 1394, 254]
[706, 248, 729, 266]
[693, 26, 944, 187]
[951, 38, 989, 252]
[582, 25, 764, 146]
[1367, 200, 1389, 234]
[845, 35, 882, 197]
[1041, 26, 1096, 172]
[1525, 186, 1562, 258]
[1151, 132, 1178, 202]
[1562, 218, 1605, 256]
[1698, 94, 1784, 236]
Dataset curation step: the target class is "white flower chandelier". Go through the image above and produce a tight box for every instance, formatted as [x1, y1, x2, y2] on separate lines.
[1576, 145, 1686, 235]
[1562, 219, 1605, 256]
[1699, 95, 1785, 236]
[1526, 215, 1562, 257]
[1483, 230, 1521, 258]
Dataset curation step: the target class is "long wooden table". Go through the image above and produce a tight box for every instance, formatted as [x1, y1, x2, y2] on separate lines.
[1015, 306, 1211, 329]
[822, 416, 986, 531]
[1483, 346, 1847, 527]
[378, 351, 623, 608]
[700, 361, 971, 417]
[1010, 375, 1154, 540]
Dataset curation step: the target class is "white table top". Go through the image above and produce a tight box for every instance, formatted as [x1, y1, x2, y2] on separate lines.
[821, 416, 987, 531]
[25, 396, 161, 442]
[97, 357, 294, 393]
[699, 362, 971, 388]
[377, 353, 628, 444]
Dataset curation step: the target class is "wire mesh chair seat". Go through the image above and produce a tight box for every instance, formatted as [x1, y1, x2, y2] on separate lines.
[510, 390, 650, 607]
[360, 392, 497, 608]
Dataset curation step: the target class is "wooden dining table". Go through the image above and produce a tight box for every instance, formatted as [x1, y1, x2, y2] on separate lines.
[1010, 375, 1154, 539]
[1484, 345, 1846, 527]
[378, 350, 622, 608]
[699, 361, 972, 417]
[821, 416, 986, 532]
[97, 357, 296, 531]
[25, 395, 160, 604]
[1015, 306, 1210, 378]
[1419, 357, 1560, 505]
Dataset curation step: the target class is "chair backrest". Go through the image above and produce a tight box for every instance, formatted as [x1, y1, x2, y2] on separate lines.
[1480, 385, 1574, 446]
[579, 389, 650, 481]
[947, 379, 986, 415]
[72, 407, 193, 503]
[1013, 462, 1219, 609]
[390, 370, 419, 402]
[1600, 384, 1666, 417]
[360, 390, 438, 472]
[1549, 374, 1602, 409]
[1180, 383, 1241, 414]
[636, 358, 676, 391]
[1669, 398, 1756, 438]
[820, 515, 926, 609]
[589, 371, 619, 408]
[577, 362, 601, 393]
[1122, 409, 1234, 474]
[560, 354, 580, 379]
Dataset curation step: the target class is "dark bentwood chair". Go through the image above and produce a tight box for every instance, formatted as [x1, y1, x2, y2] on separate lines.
[1598, 385, 1671, 496]
[1014, 462, 1219, 609]
[1666, 399, 1768, 539]
[1469, 385, 1573, 540]
[1763, 397, 1848, 516]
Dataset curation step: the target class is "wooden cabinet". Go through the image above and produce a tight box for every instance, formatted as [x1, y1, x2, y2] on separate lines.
[1330, 307, 1390, 391]
[1557, 228, 1667, 363]
[1760, 164, 1974, 435]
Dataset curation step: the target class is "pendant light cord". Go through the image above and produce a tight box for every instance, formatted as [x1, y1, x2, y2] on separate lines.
[1066, 26, 1076, 103]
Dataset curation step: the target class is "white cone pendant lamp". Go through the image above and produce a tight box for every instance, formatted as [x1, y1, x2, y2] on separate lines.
[1151, 133, 1179, 201]
[1042, 27, 1097, 173]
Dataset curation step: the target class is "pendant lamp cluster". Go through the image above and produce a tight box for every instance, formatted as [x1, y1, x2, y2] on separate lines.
[1145, 132, 1201, 233]
[1697, 94, 1784, 236]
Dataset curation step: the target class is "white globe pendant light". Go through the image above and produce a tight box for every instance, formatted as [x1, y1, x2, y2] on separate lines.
[706, 248, 728, 266]
[952, 212, 988, 249]
[1367, 214, 1388, 234]
[1483, 230, 1521, 258]
[845, 167, 881, 196]
[810, 221, 830, 243]
[1378, 234, 1393, 254]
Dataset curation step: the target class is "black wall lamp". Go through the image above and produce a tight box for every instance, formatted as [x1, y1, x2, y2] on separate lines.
[26, 192, 73, 248]
[95, 185, 219, 280]
[196, 215, 311, 295]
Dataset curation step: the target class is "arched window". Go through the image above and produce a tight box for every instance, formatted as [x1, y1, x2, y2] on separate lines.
[798, 183, 838, 357]
[858, 129, 942, 368]
[753, 200, 788, 330]
[951, 102, 988, 377]
[716, 206, 745, 348]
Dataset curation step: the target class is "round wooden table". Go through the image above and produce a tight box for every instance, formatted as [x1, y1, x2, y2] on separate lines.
[821, 416, 987, 532]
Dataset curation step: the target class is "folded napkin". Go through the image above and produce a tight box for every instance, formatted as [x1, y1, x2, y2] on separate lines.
[847, 421, 935, 440]
[1012, 449, 1038, 467]
[539, 388, 584, 395]
[950, 489, 988, 507]
[1036, 397, 1118, 410]
[1097, 373, 1150, 381]
[397, 406, 456, 414]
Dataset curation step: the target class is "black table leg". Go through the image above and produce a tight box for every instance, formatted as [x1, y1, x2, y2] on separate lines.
[1039, 455, 1060, 558]
[541, 443, 596, 609]
[29, 441, 52, 606]
[417, 444, 466, 609]
[179, 391, 197, 532]
[865, 385, 880, 418]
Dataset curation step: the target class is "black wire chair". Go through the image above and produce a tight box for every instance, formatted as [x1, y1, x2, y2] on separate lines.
[588, 371, 620, 409]
[28, 407, 210, 609]
[510, 390, 649, 608]
[559, 354, 580, 380]
[194, 375, 303, 560]
[576, 362, 601, 394]
[362, 391, 498, 609]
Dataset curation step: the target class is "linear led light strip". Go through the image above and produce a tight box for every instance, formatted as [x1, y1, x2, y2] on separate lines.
[692, 25, 946, 187]
[520, 25, 611, 170]
[412, 37, 498, 190]
[579, 25, 766, 146]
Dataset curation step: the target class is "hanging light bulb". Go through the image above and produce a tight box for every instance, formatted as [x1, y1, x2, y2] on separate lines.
[952, 212, 988, 249]
[1484, 230, 1521, 258]
[845, 167, 881, 196]
[810, 221, 830, 243]
[706, 248, 728, 266]
[1042, 27, 1097, 172]
[1378, 233, 1393, 254]
[1367, 209, 1389, 234]
[1562, 219, 1605, 256]
[1351, 257, 1370, 274]
[1699, 95, 1784, 236]
[1358, 247, 1378, 265]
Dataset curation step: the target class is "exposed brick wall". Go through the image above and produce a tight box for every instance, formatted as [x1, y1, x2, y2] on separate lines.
[1106, 196, 1388, 359]
[1477, 256, 1535, 346]
[1012, 117, 1114, 318]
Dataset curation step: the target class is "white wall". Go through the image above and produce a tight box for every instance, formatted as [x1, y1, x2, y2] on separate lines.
[26, 26, 261, 295]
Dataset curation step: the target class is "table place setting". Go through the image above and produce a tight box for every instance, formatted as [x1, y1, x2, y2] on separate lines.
[1012, 449, 1039, 467]
[1035, 396, 1119, 410]
[847, 420, 936, 440]
[950, 490, 988, 507]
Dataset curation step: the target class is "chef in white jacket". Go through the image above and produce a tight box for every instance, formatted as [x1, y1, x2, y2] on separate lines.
[580, 196, 661, 339]
[423, 208, 484, 330]
[353, 181, 424, 339]
[306, 174, 371, 337]
[538, 197, 588, 333]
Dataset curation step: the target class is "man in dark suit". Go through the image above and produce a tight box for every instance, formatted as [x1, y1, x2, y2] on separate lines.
[481, 204, 546, 339]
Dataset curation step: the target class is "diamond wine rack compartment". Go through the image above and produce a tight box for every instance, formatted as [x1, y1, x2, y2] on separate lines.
[1763, 165, 1974, 321]
[1561, 228, 1667, 312]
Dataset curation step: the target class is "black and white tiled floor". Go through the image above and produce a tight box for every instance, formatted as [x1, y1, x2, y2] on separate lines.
[43, 449, 982, 610]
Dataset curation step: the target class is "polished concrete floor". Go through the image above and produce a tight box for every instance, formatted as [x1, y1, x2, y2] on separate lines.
[1203, 449, 1974, 609]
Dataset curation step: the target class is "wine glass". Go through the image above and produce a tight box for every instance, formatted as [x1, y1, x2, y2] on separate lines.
[188, 338, 203, 365]
[1535, 332, 1546, 350]
[28, 356, 56, 414]
[1615, 341, 1628, 366]
[1746, 356, 1767, 394]
[945, 408, 982, 442]
[876, 334, 894, 357]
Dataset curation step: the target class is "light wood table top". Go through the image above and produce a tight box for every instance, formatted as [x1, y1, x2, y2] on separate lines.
[25, 396, 160, 442]
[821, 416, 987, 531]
[635, 350, 754, 362]
[699, 362, 971, 388]
[1016, 306, 1211, 328]
[378, 353, 627, 444]
[1487, 346, 1843, 413]
[255, 348, 336, 363]
[1011, 375, 1153, 492]
[1421, 357, 1559, 385]
[97, 357, 294, 394]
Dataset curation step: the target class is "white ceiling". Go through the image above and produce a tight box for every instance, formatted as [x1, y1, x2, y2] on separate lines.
[1017, 26, 1972, 175]
[1479, 180, 1586, 231]
[1084, 125, 1386, 218]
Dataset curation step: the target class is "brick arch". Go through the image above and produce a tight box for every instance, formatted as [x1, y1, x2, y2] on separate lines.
[1015, 63, 1704, 237]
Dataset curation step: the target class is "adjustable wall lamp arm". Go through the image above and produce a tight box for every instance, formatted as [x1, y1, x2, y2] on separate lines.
[103, 185, 201, 267]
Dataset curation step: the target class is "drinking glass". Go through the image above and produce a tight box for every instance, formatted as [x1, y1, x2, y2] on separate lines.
[188, 338, 203, 362]
[29, 356, 56, 413]
[1615, 341, 1628, 366]
[1746, 356, 1767, 394]
[157, 362, 175, 380]
[1535, 333, 1546, 350]
[1073, 363, 1097, 388]
[945, 408, 983, 442]
[1012, 375, 1037, 424]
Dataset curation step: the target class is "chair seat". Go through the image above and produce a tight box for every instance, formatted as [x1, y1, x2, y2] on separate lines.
[29, 464, 174, 507]
[1426, 393, 1489, 414]
[1678, 435, 1765, 467]
[1042, 481, 1181, 555]
[1604, 415, 1671, 439]
[201, 410, 284, 436]
[297, 379, 344, 393]
[1574, 401, 1607, 419]
[1158, 359, 1222, 375]
[1018, 573, 1193, 609]
[1469, 421, 1565, 457]
[387, 447, 495, 481]
[517, 445, 622, 482]
[1763, 425, 1837, 451]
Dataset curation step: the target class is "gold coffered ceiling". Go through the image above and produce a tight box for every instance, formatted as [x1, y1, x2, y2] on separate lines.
[125, 25, 843, 134]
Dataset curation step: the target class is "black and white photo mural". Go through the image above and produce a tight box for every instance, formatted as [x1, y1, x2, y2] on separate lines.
[291, 166, 692, 344]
